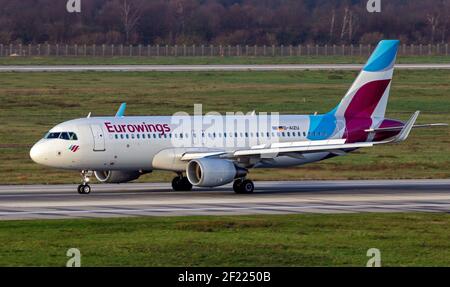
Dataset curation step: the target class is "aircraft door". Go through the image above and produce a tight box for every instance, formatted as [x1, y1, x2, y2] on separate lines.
[90, 124, 106, 151]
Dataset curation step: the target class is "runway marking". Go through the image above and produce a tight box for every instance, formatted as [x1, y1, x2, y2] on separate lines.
[1, 202, 450, 217]
[0, 180, 449, 219]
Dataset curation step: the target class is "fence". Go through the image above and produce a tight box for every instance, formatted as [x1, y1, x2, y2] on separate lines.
[0, 43, 449, 57]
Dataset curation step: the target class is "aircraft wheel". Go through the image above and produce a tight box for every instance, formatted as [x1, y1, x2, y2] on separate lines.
[240, 179, 254, 194]
[180, 177, 193, 191]
[233, 179, 243, 193]
[83, 184, 91, 194]
[234, 179, 254, 194]
[172, 176, 192, 191]
[78, 184, 91, 194]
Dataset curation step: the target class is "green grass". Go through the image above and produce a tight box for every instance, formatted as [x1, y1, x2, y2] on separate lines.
[0, 70, 449, 184]
[0, 213, 449, 266]
[0, 55, 449, 65]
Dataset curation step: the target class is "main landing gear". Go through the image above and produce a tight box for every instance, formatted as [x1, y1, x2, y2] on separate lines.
[78, 170, 92, 194]
[233, 178, 254, 194]
[171, 174, 193, 191]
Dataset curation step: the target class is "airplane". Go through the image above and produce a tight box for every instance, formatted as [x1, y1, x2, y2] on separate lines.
[29, 40, 447, 194]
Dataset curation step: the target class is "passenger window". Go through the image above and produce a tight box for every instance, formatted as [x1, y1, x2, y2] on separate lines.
[120, 134, 124, 139]
[115, 134, 118, 139]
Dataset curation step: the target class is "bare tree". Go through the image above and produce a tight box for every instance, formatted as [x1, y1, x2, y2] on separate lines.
[441, 0, 450, 43]
[340, 7, 349, 42]
[121, 0, 142, 44]
[348, 10, 353, 42]
[0, 0, 449, 46]
[427, 13, 440, 44]
[329, 9, 335, 43]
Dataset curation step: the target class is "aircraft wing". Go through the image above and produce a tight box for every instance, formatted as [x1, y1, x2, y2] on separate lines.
[233, 140, 372, 157]
[180, 111, 424, 161]
[180, 151, 227, 160]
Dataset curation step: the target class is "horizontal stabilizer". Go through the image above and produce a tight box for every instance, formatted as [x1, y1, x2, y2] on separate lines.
[365, 123, 448, 133]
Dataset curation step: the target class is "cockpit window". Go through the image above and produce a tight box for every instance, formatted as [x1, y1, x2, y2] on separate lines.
[59, 132, 70, 140]
[45, 132, 61, 139]
[44, 132, 78, 140]
[68, 132, 78, 140]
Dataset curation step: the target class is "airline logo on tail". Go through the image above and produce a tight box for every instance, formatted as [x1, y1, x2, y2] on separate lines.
[331, 40, 400, 143]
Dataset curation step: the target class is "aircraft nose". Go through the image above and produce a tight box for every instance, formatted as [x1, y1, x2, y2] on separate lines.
[30, 142, 44, 164]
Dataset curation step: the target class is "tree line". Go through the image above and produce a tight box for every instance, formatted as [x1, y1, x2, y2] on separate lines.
[1, 0, 449, 45]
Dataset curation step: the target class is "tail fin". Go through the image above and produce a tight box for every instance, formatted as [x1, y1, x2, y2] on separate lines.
[332, 40, 399, 119]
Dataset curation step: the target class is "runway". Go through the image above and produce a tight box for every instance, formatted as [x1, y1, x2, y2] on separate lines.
[0, 180, 449, 220]
[0, 64, 450, 72]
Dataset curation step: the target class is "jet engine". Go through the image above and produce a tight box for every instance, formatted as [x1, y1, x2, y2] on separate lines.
[94, 170, 142, 183]
[186, 158, 246, 187]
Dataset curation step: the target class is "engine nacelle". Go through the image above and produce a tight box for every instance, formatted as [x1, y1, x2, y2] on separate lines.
[94, 170, 142, 183]
[186, 158, 246, 187]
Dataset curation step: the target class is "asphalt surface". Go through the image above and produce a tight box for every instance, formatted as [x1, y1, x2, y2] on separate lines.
[0, 64, 450, 72]
[0, 180, 449, 220]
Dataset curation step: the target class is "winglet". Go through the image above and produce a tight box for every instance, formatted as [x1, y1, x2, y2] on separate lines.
[115, 103, 126, 117]
[393, 111, 420, 143]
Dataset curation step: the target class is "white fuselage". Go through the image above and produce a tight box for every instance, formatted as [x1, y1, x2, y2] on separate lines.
[30, 114, 344, 172]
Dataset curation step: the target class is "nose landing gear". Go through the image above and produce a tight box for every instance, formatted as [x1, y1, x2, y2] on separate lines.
[77, 184, 91, 194]
[78, 170, 92, 194]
